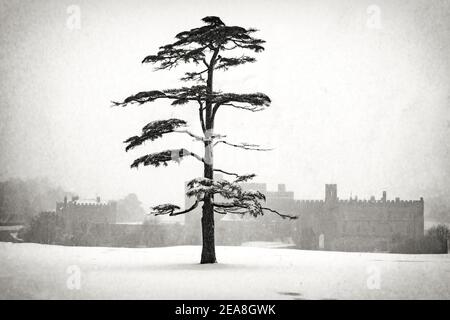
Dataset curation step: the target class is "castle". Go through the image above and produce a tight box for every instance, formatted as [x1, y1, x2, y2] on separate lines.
[296, 184, 424, 251]
[52, 183, 424, 252]
[185, 181, 424, 252]
[56, 196, 117, 232]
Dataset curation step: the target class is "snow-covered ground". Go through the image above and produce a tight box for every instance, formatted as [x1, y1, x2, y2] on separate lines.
[0, 242, 449, 299]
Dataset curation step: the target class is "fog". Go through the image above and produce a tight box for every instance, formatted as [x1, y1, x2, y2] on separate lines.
[1, 0, 449, 210]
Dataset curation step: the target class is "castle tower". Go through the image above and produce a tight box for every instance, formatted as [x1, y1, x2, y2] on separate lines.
[325, 184, 337, 202]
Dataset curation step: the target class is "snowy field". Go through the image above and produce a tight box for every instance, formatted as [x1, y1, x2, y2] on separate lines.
[0, 242, 449, 299]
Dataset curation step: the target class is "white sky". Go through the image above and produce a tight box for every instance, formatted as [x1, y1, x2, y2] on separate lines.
[0, 0, 449, 209]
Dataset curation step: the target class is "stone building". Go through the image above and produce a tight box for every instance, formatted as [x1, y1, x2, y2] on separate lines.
[56, 196, 117, 232]
[184, 179, 424, 252]
[297, 184, 424, 251]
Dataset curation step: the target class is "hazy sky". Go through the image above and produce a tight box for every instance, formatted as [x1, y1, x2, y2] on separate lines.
[0, 0, 449, 209]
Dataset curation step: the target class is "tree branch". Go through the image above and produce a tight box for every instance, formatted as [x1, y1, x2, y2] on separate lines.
[131, 149, 204, 169]
[214, 209, 245, 215]
[186, 176, 297, 219]
[124, 119, 187, 152]
[213, 168, 240, 177]
[214, 140, 272, 151]
[262, 207, 298, 220]
[215, 55, 256, 71]
[221, 103, 265, 112]
[173, 129, 206, 142]
[212, 202, 297, 220]
[151, 201, 200, 216]
[211, 92, 271, 119]
[212, 170, 256, 183]
[112, 86, 208, 108]
[180, 69, 209, 82]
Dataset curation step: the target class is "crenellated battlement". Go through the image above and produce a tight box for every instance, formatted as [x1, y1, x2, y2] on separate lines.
[297, 199, 325, 205]
[67, 202, 114, 208]
[56, 195, 117, 228]
[56, 202, 116, 211]
[337, 199, 423, 207]
[294, 185, 424, 214]
[296, 199, 422, 207]
[294, 184, 424, 251]
[57, 195, 116, 209]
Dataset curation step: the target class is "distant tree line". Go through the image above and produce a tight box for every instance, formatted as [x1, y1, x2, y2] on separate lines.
[0, 178, 71, 224]
[116, 193, 146, 223]
[390, 224, 449, 254]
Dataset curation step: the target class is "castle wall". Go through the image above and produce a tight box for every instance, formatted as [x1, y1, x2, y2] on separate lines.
[296, 196, 424, 252]
[183, 180, 424, 252]
[337, 199, 423, 239]
[56, 199, 117, 233]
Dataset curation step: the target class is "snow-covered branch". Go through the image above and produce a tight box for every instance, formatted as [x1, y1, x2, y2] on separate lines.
[173, 130, 206, 142]
[213, 168, 240, 178]
[151, 201, 199, 216]
[213, 169, 256, 183]
[112, 86, 208, 108]
[261, 207, 298, 220]
[214, 140, 272, 151]
[185, 176, 297, 219]
[131, 149, 204, 169]
[124, 119, 188, 152]
[211, 92, 271, 118]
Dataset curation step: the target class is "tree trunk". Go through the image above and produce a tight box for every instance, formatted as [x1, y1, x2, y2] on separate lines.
[200, 195, 216, 263]
[200, 139, 216, 263]
[200, 130, 216, 263]
[200, 49, 219, 264]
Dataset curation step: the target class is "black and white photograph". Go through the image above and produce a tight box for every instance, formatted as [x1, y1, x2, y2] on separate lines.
[0, 0, 449, 306]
